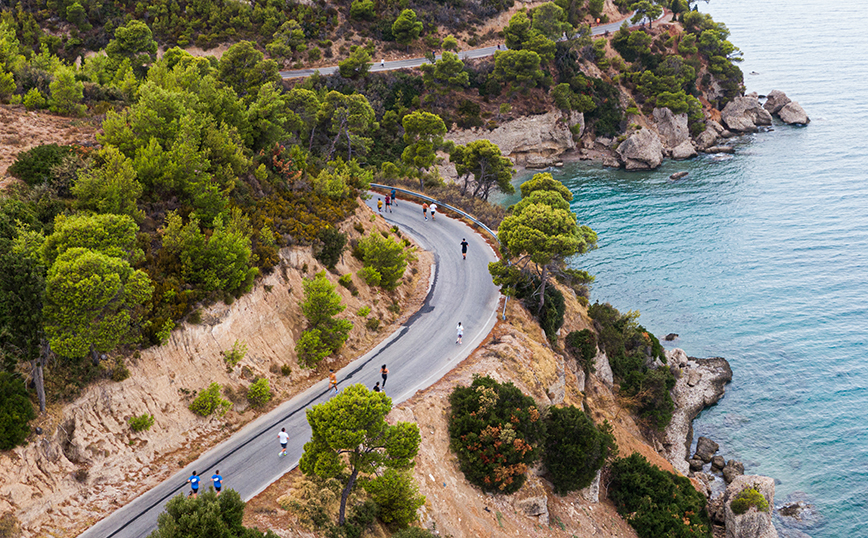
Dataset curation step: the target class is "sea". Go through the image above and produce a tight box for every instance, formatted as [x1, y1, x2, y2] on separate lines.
[498, 0, 868, 534]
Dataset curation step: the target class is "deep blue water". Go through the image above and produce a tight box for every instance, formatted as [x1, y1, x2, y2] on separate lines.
[501, 0, 868, 534]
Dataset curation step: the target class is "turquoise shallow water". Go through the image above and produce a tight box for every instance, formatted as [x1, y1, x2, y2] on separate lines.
[501, 0, 868, 534]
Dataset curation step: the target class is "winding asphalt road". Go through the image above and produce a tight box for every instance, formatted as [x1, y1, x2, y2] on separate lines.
[80, 196, 501, 538]
[280, 11, 665, 80]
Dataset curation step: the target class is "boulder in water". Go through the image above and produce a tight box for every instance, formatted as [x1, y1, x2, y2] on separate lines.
[664, 332, 680, 340]
[705, 145, 736, 154]
[779, 101, 810, 125]
[671, 140, 698, 160]
[721, 96, 773, 132]
[723, 460, 745, 483]
[763, 90, 792, 114]
[724, 476, 779, 538]
[695, 436, 720, 462]
[616, 128, 664, 170]
[669, 172, 688, 181]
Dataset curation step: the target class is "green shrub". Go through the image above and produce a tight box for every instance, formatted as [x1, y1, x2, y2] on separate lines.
[357, 233, 411, 290]
[349, 0, 375, 20]
[111, 357, 131, 382]
[387, 301, 400, 314]
[0, 372, 36, 450]
[281, 364, 292, 376]
[23, 88, 47, 110]
[565, 329, 597, 373]
[609, 453, 711, 538]
[543, 406, 616, 494]
[247, 378, 273, 407]
[363, 469, 425, 528]
[8, 144, 75, 186]
[129, 413, 155, 432]
[222, 340, 248, 367]
[315, 227, 347, 269]
[730, 487, 769, 515]
[356, 306, 371, 317]
[189, 382, 232, 417]
[296, 272, 353, 368]
[365, 317, 380, 331]
[448, 375, 545, 494]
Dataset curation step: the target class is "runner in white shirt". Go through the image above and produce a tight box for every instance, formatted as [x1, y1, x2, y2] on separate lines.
[430, 203, 437, 221]
[278, 427, 289, 457]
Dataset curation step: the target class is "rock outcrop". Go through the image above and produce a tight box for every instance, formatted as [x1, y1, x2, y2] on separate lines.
[723, 476, 779, 538]
[763, 90, 791, 114]
[446, 111, 583, 167]
[778, 102, 810, 125]
[721, 96, 773, 132]
[671, 139, 698, 160]
[661, 349, 733, 475]
[653, 107, 690, 148]
[616, 128, 664, 170]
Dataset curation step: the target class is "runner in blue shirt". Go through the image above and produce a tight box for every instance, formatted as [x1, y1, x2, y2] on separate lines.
[188, 471, 200, 498]
[211, 470, 223, 497]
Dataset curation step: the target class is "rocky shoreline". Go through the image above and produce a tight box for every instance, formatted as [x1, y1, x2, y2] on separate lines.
[442, 91, 809, 175]
[658, 347, 816, 538]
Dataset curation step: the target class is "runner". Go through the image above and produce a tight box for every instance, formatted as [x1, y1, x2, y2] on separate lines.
[211, 470, 222, 497]
[390, 188, 397, 206]
[430, 203, 437, 221]
[422, 203, 429, 221]
[188, 471, 200, 498]
[385, 195, 392, 213]
[461, 238, 469, 260]
[278, 427, 289, 457]
[328, 369, 338, 395]
[377, 198, 383, 212]
[373, 381, 382, 392]
[381, 364, 389, 387]
[456, 322, 464, 344]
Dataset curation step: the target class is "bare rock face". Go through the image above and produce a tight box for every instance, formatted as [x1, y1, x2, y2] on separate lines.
[515, 495, 549, 525]
[778, 102, 810, 125]
[447, 111, 582, 166]
[661, 350, 733, 475]
[593, 349, 614, 386]
[616, 128, 664, 170]
[721, 96, 773, 132]
[763, 90, 792, 114]
[579, 470, 601, 503]
[671, 139, 698, 160]
[724, 475, 779, 538]
[653, 107, 690, 148]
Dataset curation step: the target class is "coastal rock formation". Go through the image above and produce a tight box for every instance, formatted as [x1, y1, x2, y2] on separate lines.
[724, 476, 779, 538]
[653, 107, 690, 148]
[446, 111, 582, 167]
[695, 436, 720, 462]
[695, 128, 719, 151]
[763, 90, 791, 114]
[723, 460, 745, 484]
[671, 139, 698, 160]
[721, 96, 773, 132]
[616, 128, 664, 170]
[778, 102, 810, 125]
[661, 349, 733, 475]
[593, 349, 614, 386]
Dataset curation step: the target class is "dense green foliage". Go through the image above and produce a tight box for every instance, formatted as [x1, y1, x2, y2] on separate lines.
[362, 469, 426, 528]
[7, 144, 76, 186]
[543, 406, 616, 494]
[609, 453, 711, 538]
[300, 384, 421, 526]
[0, 372, 36, 450]
[448, 375, 545, 494]
[730, 487, 769, 515]
[356, 232, 411, 291]
[149, 489, 278, 538]
[296, 272, 352, 368]
[246, 377, 272, 407]
[564, 329, 596, 373]
[314, 227, 347, 270]
[588, 301, 674, 430]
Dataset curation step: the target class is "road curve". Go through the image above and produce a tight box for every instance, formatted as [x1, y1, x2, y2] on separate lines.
[79, 196, 501, 538]
[280, 10, 666, 80]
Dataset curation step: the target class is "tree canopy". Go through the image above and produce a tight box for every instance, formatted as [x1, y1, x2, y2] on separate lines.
[450, 140, 515, 201]
[299, 384, 421, 525]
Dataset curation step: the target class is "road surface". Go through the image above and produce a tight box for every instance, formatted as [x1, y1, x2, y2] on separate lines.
[280, 10, 665, 80]
[80, 196, 501, 538]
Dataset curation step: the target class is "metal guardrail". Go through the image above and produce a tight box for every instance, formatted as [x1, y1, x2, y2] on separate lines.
[370, 183, 500, 246]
